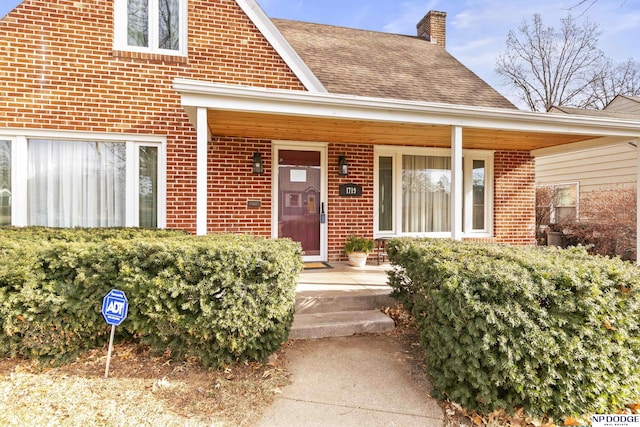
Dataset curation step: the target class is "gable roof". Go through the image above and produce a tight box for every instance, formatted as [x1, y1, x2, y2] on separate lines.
[549, 105, 640, 120]
[231, 0, 327, 93]
[614, 95, 640, 104]
[272, 19, 516, 109]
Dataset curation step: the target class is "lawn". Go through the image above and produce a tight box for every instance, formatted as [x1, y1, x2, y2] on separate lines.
[0, 341, 290, 426]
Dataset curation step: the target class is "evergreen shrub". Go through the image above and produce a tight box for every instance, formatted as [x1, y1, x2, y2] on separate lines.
[0, 228, 302, 367]
[387, 238, 640, 418]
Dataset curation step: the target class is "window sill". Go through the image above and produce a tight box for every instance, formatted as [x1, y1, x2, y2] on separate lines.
[113, 50, 188, 64]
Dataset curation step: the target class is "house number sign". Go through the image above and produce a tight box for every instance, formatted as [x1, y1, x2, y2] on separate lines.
[339, 183, 363, 197]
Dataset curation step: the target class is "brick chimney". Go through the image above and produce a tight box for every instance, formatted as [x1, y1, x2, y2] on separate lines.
[417, 10, 447, 48]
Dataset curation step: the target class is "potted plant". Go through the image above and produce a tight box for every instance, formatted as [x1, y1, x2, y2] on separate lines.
[344, 235, 374, 267]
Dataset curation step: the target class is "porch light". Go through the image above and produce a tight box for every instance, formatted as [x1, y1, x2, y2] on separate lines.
[338, 156, 349, 176]
[252, 152, 264, 174]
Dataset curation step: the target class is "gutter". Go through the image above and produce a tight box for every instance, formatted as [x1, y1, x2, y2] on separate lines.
[173, 79, 640, 139]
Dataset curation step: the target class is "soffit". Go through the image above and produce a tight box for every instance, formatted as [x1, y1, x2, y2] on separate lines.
[207, 110, 597, 151]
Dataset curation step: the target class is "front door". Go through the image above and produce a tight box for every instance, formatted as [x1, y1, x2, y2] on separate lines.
[274, 145, 327, 261]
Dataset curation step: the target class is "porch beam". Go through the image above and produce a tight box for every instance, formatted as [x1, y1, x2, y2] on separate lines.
[175, 79, 640, 139]
[196, 107, 209, 236]
[451, 126, 463, 240]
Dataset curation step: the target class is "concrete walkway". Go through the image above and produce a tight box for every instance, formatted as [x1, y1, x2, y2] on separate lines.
[256, 334, 445, 427]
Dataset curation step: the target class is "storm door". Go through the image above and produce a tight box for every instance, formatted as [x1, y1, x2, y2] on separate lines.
[275, 146, 327, 261]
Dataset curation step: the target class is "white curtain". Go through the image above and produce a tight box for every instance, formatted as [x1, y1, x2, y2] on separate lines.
[28, 140, 126, 227]
[402, 155, 451, 233]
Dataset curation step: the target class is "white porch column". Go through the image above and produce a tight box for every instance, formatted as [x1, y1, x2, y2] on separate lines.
[451, 126, 463, 240]
[196, 107, 209, 236]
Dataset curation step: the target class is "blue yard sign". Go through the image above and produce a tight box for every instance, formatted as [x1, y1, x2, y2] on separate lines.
[101, 289, 129, 379]
[101, 289, 129, 326]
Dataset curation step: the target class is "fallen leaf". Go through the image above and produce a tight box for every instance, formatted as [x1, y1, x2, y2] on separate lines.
[564, 416, 584, 426]
[627, 402, 640, 411]
[472, 415, 484, 426]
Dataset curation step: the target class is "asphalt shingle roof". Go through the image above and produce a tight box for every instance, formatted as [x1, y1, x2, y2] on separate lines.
[272, 19, 516, 109]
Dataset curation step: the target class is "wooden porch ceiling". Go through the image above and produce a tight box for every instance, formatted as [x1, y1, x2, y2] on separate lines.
[207, 110, 597, 151]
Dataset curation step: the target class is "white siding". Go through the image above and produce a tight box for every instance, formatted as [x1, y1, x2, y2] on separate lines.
[536, 143, 637, 192]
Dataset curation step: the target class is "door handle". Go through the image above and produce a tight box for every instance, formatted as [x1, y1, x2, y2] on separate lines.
[320, 202, 326, 224]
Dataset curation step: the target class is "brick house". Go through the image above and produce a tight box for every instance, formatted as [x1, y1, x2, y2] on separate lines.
[1, 0, 639, 262]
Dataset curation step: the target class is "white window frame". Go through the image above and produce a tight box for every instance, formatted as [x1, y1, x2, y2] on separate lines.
[463, 150, 494, 236]
[542, 182, 579, 224]
[0, 129, 166, 228]
[113, 0, 188, 56]
[374, 146, 494, 239]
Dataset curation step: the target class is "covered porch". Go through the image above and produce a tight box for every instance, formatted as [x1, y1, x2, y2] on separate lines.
[174, 79, 640, 260]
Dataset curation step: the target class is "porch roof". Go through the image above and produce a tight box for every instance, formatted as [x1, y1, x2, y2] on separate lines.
[174, 79, 640, 153]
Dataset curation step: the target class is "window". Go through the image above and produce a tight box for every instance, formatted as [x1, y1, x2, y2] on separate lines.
[402, 155, 451, 233]
[555, 184, 578, 223]
[139, 146, 158, 228]
[1, 133, 164, 228]
[28, 140, 127, 227]
[0, 140, 10, 226]
[114, 0, 187, 55]
[378, 156, 393, 231]
[465, 159, 490, 233]
[537, 183, 578, 225]
[375, 147, 493, 237]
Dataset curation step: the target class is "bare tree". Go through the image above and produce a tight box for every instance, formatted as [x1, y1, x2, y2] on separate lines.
[566, 186, 637, 260]
[496, 14, 605, 112]
[583, 59, 640, 109]
[570, 0, 628, 14]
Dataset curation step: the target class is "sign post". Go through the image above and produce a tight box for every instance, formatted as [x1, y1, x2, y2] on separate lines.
[101, 289, 128, 379]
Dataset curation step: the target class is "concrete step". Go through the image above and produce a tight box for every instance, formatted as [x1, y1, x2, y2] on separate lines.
[289, 310, 395, 340]
[295, 291, 395, 314]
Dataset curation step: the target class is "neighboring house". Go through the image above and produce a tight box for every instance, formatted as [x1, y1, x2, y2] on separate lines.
[1, 0, 640, 262]
[536, 96, 640, 224]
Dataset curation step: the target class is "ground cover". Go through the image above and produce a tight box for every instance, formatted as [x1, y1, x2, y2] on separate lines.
[0, 341, 290, 426]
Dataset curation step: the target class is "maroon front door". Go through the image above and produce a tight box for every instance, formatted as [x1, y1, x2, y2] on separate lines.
[277, 150, 321, 257]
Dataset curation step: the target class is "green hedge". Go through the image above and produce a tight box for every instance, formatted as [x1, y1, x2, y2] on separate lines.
[0, 228, 302, 367]
[387, 238, 640, 419]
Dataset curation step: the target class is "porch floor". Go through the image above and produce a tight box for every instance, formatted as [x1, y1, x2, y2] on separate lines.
[297, 261, 392, 294]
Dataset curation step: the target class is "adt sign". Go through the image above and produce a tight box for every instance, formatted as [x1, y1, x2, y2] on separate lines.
[101, 289, 129, 326]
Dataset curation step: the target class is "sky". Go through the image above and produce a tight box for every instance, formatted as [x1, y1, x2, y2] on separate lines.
[1, 0, 639, 104]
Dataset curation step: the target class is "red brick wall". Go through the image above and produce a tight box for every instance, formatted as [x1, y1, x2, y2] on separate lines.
[208, 137, 272, 236]
[206, 140, 376, 262]
[0, 0, 305, 233]
[493, 150, 536, 245]
[328, 144, 375, 261]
